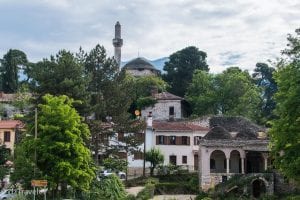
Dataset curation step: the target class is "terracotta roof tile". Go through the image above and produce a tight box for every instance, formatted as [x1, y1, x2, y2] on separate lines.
[153, 121, 209, 132]
[0, 92, 16, 102]
[0, 120, 24, 129]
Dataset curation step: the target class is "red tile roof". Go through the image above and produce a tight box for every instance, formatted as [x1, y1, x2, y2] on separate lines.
[153, 121, 209, 132]
[0, 120, 24, 129]
[0, 92, 16, 102]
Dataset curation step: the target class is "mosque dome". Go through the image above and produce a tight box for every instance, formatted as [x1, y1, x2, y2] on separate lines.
[123, 57, 160, 77]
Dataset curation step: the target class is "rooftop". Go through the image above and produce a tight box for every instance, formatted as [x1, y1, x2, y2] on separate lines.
[154, 91, 183, 100]
[0, 120, 24, 129]
[123, 57, 159, 71]
[153, 120, 209, 132]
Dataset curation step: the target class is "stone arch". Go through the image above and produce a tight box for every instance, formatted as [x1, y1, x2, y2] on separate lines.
[252, 178, 267, 198]
[210, 150, 226, 173]
[230, 150, 241, 173]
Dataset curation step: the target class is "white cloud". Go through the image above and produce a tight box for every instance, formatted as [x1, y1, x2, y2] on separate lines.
[0, 0, 299, 73]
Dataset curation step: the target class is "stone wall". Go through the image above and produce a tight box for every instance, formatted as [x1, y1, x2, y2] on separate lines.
[142, 100, 182, 121]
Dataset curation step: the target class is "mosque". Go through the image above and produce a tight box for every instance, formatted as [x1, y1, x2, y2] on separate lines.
[112, 21, 160, 77]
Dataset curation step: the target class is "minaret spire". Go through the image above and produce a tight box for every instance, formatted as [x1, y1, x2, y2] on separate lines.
[112, 21, 123, 68]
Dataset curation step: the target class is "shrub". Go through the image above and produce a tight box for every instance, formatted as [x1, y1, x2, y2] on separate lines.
[136, 182, 155, 200]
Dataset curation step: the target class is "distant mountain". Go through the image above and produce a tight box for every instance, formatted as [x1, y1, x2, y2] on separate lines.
[121, 57, 169, 73]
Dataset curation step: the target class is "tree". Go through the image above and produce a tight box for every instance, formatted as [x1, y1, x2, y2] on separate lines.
[27, 50, 89, 114]
[270, 28, 300, 182]
[163, 46, 209, 97]
[0, 49, 28, 93]
[84, 175, 127, 200]
[186, 67, 261, 121]
[11, 139, 37, 189]
[20, 94, 95, 195]
[0, 145, 10, 189]
[252, 63, 277, 124]
[82, 45, 146, 167]
[127, 74, 168, 115]
[145, 148, 164, 176]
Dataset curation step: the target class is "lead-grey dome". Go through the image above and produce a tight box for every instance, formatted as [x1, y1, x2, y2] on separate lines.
[123, 57, 158, 71]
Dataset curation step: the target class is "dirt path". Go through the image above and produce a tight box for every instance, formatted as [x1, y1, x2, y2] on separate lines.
[125, 186, 144, 196]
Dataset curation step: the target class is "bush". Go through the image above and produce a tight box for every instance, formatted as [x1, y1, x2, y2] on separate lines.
[125, 177, 159, 187]
[136, 183, 155, 200]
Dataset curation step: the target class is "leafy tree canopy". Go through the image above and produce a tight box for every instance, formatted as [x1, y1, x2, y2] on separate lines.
[252, 62, 277, 124]
[270, 28, 300, 182]
[186, 67, 261, 121]
[27, 50, 89, 114]
[16, 94, 95, 192]
[163, 46, 209, 97]
[0, 49, 28, 93]
[145, 148, 164, 176]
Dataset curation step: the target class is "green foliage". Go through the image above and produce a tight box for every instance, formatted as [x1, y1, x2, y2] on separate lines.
[270, 28, 300, 183]
[10, 138, 37, 189]
[136, 97, 157, 109]
[186, 67, 261, 121]
[0, 49, 28, 93]
[252, 62, 277, 124]
[125, 176, 158, 187]
[96, 174, 127, 199]
[27, 50, 89, 114]
[13, 94, 95, 193]
[163, 46, 209, 97]
[132, 75, 168, 98]
[136, 182, 155, 200]
[145, 148, 164, 176]
[12, 85, 32, 113]
[102, 157, 128, 172]
[36, 94, 95, 191]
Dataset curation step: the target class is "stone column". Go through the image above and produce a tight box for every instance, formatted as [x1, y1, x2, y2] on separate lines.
[262, 153, 269, 171]
[226, 158, 230, 174]
[241, 158, 245, 174]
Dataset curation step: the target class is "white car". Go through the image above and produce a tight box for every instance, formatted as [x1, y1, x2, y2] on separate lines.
[99, 169, 126, 180]
[0, 189, 19, 200]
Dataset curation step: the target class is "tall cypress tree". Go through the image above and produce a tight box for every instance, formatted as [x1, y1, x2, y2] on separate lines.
[0, 49, 27, 93]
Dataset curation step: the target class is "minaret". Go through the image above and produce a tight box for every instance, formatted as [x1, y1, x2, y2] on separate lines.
[112, 21, 123, 68]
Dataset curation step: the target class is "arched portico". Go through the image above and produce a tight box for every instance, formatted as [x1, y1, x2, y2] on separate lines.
[210, 150, 226, 173]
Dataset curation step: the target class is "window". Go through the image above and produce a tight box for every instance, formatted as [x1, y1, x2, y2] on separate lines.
[4, 131, 10, 142]
[210, 159, 216, 169]
[158, 135, 164, 144]
[194, 136, 202, 145]
[118, 132, 124, 141]
[169, 136, 176, 145]
[170, 155, 177, 165]
[169, 106, 174, 116]
[182, 156, 187, 164]
[182, 136, 188, 145]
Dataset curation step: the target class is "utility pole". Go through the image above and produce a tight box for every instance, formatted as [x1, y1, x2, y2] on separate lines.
[34, 107, 37, 177]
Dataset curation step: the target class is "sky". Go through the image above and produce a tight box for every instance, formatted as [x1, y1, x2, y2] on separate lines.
[0, 0, 299, 73]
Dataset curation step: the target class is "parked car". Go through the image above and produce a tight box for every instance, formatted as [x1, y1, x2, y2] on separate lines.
[99, 169, 126, 180]
[0, 189, 19, 200]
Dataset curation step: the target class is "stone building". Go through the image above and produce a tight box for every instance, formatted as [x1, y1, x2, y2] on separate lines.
[198, 117, 273, 197]
[123, 57, 160, 77]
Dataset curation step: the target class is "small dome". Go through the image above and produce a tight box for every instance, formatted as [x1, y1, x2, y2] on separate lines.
[204, 126, 232, 140]
[123, 57, 158, 71]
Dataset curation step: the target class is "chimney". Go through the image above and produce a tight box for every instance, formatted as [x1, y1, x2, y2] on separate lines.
[151, 87, 158, 97]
